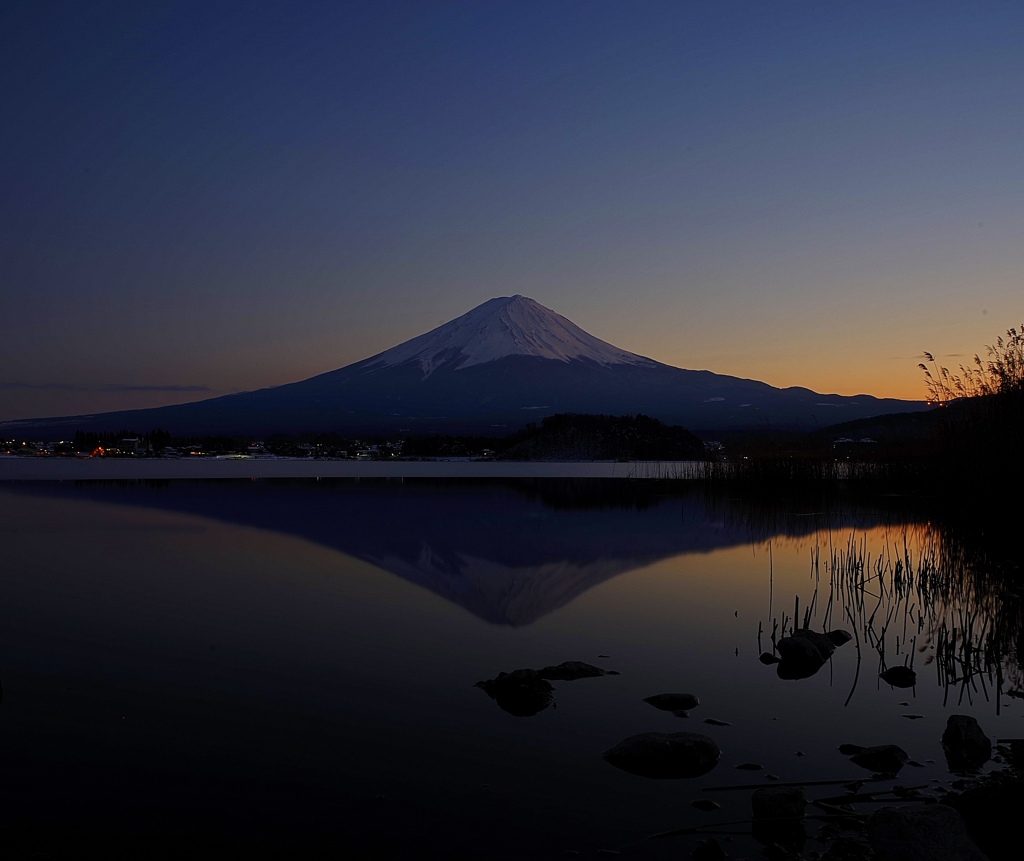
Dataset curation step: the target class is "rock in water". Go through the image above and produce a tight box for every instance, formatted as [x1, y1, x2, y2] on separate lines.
[475, 669, 554, 717]
[643, 693, 700, 712]
[849, 744, 909, 775]
[538, 660, 614, 680]
[880, 666, 917, 688]
[691, 799, 720, 811]
[826, 629, 853, 647]
[602, 732, 720, 779]
[942, 714, 991, 771]
[777, 628, 836, 660]
[775, 628, 846, 680]
[476, 660, 616, 715]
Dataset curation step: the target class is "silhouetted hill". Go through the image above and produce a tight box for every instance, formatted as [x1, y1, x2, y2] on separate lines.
[809, 408, 943, 456]
[498, 413, 706, 461]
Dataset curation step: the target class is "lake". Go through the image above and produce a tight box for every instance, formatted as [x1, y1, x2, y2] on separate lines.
[0, 474, 1018, 859]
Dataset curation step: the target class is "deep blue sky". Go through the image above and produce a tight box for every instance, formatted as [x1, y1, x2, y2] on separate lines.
[3, 0, 1022, 421]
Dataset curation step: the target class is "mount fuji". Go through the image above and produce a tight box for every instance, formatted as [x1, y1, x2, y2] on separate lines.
[4, 295, 928, 437]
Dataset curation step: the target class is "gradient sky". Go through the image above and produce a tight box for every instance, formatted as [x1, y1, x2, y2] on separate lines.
[2, 0, 1022, 422]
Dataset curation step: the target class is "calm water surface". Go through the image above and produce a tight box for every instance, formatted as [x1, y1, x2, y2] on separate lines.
[0, 478, 1019, 859]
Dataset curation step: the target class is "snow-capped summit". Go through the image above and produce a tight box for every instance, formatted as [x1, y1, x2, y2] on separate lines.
[367, 295, 656, 377]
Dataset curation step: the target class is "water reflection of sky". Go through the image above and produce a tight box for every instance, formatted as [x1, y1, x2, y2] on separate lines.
[0, 479, 1017, 859]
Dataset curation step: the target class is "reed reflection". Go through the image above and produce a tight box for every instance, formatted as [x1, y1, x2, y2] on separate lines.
[757, 524, 1024, 712]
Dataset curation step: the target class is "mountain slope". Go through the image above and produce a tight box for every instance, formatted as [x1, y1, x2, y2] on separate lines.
[2, 295, 930, 437]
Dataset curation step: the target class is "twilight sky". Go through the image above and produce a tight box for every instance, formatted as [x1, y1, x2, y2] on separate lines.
[2, 0, 1022, 422]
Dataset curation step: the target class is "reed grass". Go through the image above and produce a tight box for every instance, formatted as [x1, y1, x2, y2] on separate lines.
[764, 525, 1023, 710]
[919, 325, 1024, 403]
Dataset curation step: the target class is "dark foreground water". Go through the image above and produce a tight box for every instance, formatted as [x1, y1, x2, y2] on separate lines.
[0, 478, 1019, 859]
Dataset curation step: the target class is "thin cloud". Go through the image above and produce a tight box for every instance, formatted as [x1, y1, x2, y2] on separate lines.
[0, 382, 212, 393]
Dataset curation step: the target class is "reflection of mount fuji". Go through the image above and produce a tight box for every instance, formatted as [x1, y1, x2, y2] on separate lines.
[22, 479, 924, 626]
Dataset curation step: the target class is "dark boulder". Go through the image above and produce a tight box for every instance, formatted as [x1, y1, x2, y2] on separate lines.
[947, 776, 1024, 860]
[942, 714, 991, 772]
[775, 636, 827, 679]
[777, 628, 836, 661]
[849, 744, 909, 775]
[774, 628, 850, 680]
[475, 669, 554, 717]
[603, 731, 720, 779]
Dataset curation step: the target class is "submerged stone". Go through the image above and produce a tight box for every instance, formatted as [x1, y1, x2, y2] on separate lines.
[643, 693, 700, 712]
[538, 660, 615, 680]
[849, 744, 909, 775]
[603, 731, 721, 779]
[691, 799, 720, 811]
[880, 666, 918, 688]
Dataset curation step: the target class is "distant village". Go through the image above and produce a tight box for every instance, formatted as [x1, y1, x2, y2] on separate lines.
[0, 435, 416, 461]
[1, 411, 903, 468]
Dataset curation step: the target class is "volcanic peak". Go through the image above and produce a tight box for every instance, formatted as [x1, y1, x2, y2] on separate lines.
[365, 295, 657, 378]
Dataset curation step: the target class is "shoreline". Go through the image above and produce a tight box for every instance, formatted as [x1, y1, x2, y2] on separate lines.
[0, 456, 700, 481]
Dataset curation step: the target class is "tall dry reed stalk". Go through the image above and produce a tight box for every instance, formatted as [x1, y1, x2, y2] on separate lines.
[920, 324, 1024, 403]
